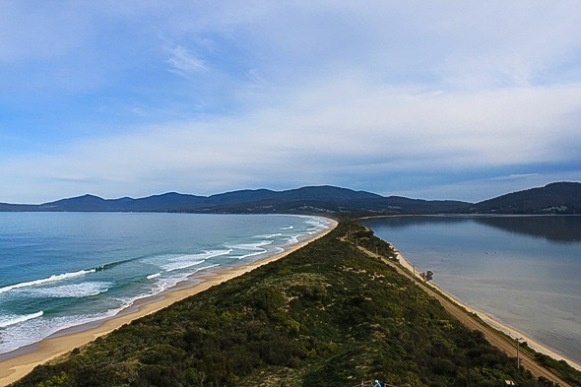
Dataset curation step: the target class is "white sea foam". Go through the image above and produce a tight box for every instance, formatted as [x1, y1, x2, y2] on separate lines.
[285, 235, 300, 245]
[305, 217, 331, 234]
[0, 269, 96, 294]
[158, 250, 229, 272]
[234, 250, 268, 260]
[15, 282, 111, 298]
[147, 264, 222, 294]
[146, 273, 161, 280]
[0, 310, 119, 354]
[0, 311, 43, 328]
[161, 259, 206, 272]
[254, 233, 283, 239]
[147, 250, 231, 273]
[227, 240, 272, 250]
[149, 275, 187, 294]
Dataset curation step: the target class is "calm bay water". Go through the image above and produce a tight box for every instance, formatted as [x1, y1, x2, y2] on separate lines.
[363, 215, 581, 366]
[0, 213, 331, 356]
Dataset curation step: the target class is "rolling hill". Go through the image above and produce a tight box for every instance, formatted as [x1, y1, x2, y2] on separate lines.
[0, 185, 470, 214]
[468, 182, 581, 214]
[1, 182, 579, 214]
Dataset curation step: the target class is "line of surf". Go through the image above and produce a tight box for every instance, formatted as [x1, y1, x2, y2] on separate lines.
[0, 257, 139, 295]
[0, 311, 44, 328]
[0, 270, 95, 294]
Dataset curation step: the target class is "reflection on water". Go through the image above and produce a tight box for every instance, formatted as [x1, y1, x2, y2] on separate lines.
[367, 215, 581, 243]
[474, 215, 581, 243]
[363, 215, 581, 366]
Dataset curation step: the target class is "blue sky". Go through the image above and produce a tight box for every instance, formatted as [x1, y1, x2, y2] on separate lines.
[1, 1, 580, 204]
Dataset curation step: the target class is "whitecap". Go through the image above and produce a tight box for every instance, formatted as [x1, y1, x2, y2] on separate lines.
[232, 250, 267, 260]
[15, 282, 111, 298]
[227, 240, 272, 251]
[161, 259, 206, 272]
[253, 233, 283, 239]
[0, 309, 119, 354]
[285, 235, 300, 245]
[0, 311, 44, 329]
[0, 269, 96, 294]
[160, 250, 231, 272]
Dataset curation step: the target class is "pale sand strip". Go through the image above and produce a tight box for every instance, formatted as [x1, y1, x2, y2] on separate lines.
[0, 219, 338, 386]
[393, 248, 581, 372]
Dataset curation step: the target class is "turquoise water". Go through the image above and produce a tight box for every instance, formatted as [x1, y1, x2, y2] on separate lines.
[0, 213, 331, 356]
[363, 215, 581, 366]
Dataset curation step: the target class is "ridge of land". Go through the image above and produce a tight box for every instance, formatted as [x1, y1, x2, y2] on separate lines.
[1, 181, 579, 215]
[10, 221, 581, 386]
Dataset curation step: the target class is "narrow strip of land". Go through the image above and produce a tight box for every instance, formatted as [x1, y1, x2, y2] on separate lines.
[353, 241, 570, 387]
[0, 220, 338, 386]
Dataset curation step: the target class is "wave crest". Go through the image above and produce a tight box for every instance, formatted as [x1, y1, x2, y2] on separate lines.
[0, 311, 44, 328]
[0, 269, 95, 294]
[16, 282, 111, 298]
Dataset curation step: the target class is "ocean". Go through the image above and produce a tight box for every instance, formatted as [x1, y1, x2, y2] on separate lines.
[363, 215, 581, 366]
[0, 212, 331, 357]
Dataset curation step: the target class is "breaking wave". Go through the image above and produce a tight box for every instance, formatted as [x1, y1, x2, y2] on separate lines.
[0, 311, 44, 329]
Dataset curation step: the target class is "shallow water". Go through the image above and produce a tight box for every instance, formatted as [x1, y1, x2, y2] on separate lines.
[363, 215, 581, 365]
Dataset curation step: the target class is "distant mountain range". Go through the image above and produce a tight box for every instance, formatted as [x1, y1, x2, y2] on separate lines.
[0, 182, 579, 215]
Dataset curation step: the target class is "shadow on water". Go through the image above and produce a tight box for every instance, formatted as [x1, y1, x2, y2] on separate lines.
[473, 216, 581, 243]
[364, 215, 581, 243]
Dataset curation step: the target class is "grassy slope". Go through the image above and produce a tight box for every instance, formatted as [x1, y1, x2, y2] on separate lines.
[15, 222, 562, 387]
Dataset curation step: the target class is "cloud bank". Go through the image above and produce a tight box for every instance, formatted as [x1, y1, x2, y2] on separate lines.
[1, 1, 580, 203]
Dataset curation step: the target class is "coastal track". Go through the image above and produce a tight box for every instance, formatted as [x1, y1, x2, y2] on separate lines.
[351, 240, 570, 387]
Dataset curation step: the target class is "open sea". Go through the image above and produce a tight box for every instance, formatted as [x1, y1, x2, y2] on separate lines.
[0, 212, 331, 357]
[363, 215, 581, 367]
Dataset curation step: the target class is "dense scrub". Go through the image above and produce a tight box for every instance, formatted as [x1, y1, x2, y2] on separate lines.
[533, 351, 581, 387]
[15, 222, 559, 386]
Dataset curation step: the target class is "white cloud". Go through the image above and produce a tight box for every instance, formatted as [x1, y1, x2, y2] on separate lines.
[166, 45, 207, 77]
[2, 73, 580, 203]
[1, 1, 580, 203]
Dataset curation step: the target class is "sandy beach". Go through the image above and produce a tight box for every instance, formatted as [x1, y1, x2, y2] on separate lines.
[393, 248, 581, 372]
[0, 219, 337, 386]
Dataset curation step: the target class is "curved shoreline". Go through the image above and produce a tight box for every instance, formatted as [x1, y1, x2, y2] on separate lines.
[393, 247, 581, 372]
[0, 218, 338, 386]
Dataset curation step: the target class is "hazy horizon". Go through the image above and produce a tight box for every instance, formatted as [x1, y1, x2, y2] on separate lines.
[2, 180, 580, 206]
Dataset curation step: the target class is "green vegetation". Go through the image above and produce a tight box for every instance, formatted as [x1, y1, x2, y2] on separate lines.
[469, 182, 581, 214]
[533, 351, 581, 387]
[15, 222, 572, 386]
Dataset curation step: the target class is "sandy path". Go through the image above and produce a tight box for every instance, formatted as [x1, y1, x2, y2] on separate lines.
[394, 248, 580, 369]
[0, 219, 337, 386]
[354, 243, 572, 387]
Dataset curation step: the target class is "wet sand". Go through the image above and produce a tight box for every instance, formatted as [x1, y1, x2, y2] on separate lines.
[0, 219, 337, 386]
